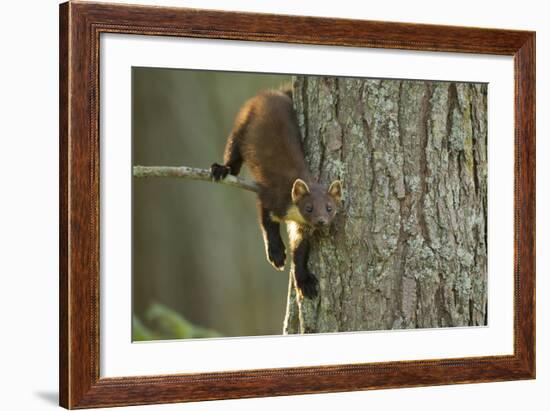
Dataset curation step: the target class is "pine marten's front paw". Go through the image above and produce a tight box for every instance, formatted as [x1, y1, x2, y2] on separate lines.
[297, 272, 318, 299]
[210, 163, 231, 181]
[267, 243, 286, 271]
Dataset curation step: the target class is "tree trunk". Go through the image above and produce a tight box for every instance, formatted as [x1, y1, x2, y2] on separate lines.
[284, 76, 488, 334]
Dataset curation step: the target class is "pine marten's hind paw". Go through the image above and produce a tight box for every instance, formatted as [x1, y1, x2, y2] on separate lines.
[210, 163, 231, 181]
[297, 273, 318, 299]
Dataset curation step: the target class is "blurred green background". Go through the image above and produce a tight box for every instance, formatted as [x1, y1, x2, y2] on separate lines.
[132, 68, 292, 341]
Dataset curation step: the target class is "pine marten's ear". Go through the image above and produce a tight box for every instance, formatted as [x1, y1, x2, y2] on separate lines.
[292, 179, 310, 203]
[328, 180, 343, 203]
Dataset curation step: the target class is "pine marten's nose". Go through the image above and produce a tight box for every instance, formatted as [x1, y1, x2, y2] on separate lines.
[317, 219, 327, 227]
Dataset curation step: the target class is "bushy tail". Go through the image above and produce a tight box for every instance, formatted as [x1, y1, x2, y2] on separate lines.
[279, 82, 293, 100]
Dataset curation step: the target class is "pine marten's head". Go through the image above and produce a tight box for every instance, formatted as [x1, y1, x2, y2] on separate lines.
[291, 179, 342, 228]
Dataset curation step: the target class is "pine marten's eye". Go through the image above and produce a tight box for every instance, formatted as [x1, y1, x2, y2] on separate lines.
[326, 205, 333, 213]
[306, 205, 313, 213]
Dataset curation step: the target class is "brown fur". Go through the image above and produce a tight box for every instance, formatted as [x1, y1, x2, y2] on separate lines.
[211, 88, 342, 299]
[234, 90, 311, 217]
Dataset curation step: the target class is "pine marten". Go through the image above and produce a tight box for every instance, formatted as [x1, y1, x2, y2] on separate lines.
[211, 87, 342, 299]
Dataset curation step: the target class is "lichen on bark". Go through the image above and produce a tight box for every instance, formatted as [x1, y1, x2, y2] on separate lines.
[284, 76, 488, 334]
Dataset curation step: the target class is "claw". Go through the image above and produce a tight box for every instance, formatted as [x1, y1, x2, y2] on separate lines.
[210, 163, 230, 181]
[297, 273, 318, 299]
[268, 248, 286, 271]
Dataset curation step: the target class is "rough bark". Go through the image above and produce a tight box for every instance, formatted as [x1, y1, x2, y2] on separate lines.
[284, 77, 488, 334]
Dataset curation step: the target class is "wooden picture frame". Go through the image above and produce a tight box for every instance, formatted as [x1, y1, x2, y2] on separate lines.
[59, 1, 535, 408]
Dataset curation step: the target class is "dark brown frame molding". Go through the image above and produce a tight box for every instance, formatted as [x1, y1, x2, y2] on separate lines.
[59, 1, 535, 408]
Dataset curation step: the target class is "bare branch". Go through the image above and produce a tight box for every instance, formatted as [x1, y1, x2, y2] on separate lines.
[133, 165, 259, 193]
